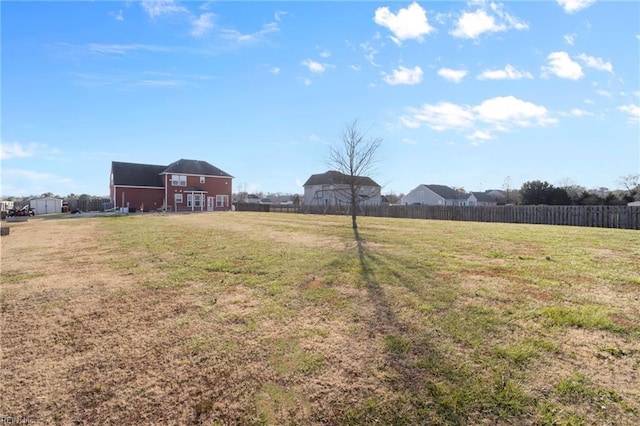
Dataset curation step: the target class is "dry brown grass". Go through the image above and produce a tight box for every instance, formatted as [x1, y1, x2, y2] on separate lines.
[1, 213, 639, 424]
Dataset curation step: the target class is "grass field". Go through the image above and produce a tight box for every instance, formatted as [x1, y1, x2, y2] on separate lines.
[1, 212, 639, 424]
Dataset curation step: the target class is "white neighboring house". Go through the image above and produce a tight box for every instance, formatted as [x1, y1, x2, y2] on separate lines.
[30, 197, 63, 215]
[466, 192, 498, 206]
[400, 184, 467, 206]
[303, 170, 382, 207]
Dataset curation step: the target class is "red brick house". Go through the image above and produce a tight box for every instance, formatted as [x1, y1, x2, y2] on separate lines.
[110, 159, 233, 212]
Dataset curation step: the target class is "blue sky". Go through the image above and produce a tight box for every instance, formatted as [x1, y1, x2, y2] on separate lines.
[2, 0, 639, 197]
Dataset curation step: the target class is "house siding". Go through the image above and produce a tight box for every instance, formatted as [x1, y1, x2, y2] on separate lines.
[165, 174, 232, 212]
[401, 185, 445, 206]
[303, 184, 382, 206]
[113, 186, 164, 212]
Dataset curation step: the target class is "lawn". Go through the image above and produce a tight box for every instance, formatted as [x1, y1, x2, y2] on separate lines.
[1, 212, 638, 424]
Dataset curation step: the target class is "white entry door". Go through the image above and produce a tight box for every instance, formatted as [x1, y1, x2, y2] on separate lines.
[207, 197, 214, 211]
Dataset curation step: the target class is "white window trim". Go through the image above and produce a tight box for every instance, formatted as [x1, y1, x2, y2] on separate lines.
[216, 194, 228, 207]
[172, 175, 187, 187]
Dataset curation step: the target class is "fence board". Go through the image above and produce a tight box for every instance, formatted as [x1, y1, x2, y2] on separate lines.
[235, 203, 640, 230]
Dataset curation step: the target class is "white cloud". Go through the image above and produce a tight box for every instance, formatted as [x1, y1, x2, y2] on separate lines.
[542, 51, 584, 80]
[474, 96, 556, 127]
[468, 130, 494, 141]
[141, 0, 187, 18]
[219, 22, 279, 43]
[1, 142, 56, 160]
[577, 53, 613, 73]
[402, 138, 417, 145]
[2, 168, 58, 181]
[451, 9, 504, 39]
[191, 13, 215, 37]
[137, 79, 185, 88]
[404, 102, 476, 131]
[618, 104, 640, 123]
[596, 89, 612, 97]
[349, 65, 361, 72]
[269, 67, 280, 75]
[563, 33, 576, 45]
[489, 2, 529, 30]
[399, 116, 421, 129]
[301, 59, 329, 74]
[400, 96, 555, 138]
[110, 9, 124, 21]
[1, 142, 33, 159]
[566, 108, 593, 116]
[374, 2, 434, 43]
[274, 11, 287, 22]
[383, 66, 424, 85]
[437, 68, 468, 83]
[557, 0, 595, 14]
[319, 50, 331, 58]
[451, 4, 527, 39]
[360, 42, 380, 67]
[477, 64, 533, 80]
[87, 43, 169, 55]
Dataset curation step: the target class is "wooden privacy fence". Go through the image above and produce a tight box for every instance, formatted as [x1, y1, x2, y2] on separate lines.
[245, 203, 640, 230]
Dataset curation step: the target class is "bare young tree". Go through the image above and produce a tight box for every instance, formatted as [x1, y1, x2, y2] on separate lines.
[327, 120, 382, 230]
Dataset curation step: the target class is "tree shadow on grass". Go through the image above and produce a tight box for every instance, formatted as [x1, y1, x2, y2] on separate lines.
[350, 227, 442, 418]
[353, 227, 397, 334]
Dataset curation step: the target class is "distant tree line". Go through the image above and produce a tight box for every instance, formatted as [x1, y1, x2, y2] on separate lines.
[519, 174, 639, 206]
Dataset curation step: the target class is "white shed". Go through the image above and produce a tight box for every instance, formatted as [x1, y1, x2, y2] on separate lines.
[30, 197, 63, 215]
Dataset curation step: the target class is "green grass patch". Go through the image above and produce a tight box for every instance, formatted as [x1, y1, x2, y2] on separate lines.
[541, 305, 624, 332]
[267, 337, 325, 375]
[384, 335, 411, 354]
[0, 270, 45, 284]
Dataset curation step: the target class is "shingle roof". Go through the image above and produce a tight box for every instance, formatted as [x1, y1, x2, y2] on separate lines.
[303, 170, 380, 187]
[112, 159, 233, 188]
[471, 191, 496, 202]
[111, 161, 166, 187]
[163, 159, 233, 177]
[424, 184, 463, 200]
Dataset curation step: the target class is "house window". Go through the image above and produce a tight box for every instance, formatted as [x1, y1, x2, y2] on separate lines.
[175, 194, 183, 204]
[216, 195, 228, 207]
[171, 175, 187, 186]
[187, 194, 202, 208]
[200, 176, 206, 184]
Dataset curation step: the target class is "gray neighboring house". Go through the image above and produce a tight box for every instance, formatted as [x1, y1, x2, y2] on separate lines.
[400, 184, 467, 206]
[303, 170, 382, 207]
[467, 192, 498, 206]
[485, 189, 507, 203]
[245, 194, 261, 204]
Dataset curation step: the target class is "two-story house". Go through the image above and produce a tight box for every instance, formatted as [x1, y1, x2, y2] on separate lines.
[303, 170, 382, 207]
[110, 159, 233, 212]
